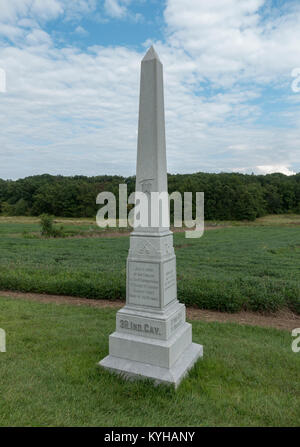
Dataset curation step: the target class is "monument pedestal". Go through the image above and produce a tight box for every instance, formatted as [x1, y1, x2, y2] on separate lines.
[99, 232, 203, 388]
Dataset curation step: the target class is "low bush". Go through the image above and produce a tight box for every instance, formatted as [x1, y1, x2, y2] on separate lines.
[0, 267, 298, 314]
[40, 214, 65, 238]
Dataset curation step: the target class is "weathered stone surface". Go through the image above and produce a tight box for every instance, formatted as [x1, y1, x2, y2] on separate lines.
[100, 343, 203, 388]
[116, 302, 186, 341]
[135, 46, 168, 233]
[99, 46, 203, 387]
[109, 323, 192, 369]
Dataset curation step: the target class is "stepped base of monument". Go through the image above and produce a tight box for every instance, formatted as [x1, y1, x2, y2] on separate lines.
[108, 322, 192, 368]
[99, 342, 203, 388]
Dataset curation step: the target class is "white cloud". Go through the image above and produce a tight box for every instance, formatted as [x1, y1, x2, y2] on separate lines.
[0, 0, 300, 179]
[103, 0, 139, 21]
[0, 0, 97, 29]
[63, 0, 97, 21]
[0, 67, 6, 92]
[104, 0, 128, 19]
[0, 43, 141, 179]
[256, 165, 296, 176]
[30, 0, 64, 21]
[164, 0, 300, 87]
[0, 0, 98, 46]
[74, 25, 89, 36]
[25, 29, 52, 46]
[0, 0, 64, 23]
[0, 23, 24, 40]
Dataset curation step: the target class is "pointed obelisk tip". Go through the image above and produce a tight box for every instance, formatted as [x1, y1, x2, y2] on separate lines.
[142, 45, 161, 62]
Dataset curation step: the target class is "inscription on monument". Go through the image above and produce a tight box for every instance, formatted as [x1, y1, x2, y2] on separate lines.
[128, 261, 160, 307]
[163, 258, 177, 306]
[120, 319, 161, 336]
[170, 309, 184, 333]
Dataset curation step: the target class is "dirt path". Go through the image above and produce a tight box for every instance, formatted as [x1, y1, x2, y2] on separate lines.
[1, 290, 299, 331]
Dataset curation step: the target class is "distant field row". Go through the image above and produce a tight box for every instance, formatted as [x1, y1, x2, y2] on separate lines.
[0, 215, 299, 314]
[1, 213, 300, 227]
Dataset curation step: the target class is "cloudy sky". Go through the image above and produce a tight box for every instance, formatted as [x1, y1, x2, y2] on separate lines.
[0, 0, 300, 180]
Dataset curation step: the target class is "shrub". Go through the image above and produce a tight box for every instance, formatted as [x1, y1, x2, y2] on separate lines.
[40, 214, 65, 238]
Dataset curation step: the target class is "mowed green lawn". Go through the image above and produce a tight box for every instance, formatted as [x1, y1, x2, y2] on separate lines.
[0, 216, 299, 313]
[0, 297, 299, 427]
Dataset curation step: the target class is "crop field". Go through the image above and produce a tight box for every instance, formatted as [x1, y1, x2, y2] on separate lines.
[0, 215, 299, 314]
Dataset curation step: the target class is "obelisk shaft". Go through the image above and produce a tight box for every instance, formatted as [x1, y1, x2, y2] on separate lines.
[135, 46, 169, 232]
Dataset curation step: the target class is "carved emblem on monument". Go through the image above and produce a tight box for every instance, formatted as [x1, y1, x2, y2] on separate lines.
[140, 178, 154, 196]
[136, 240, 158, 256]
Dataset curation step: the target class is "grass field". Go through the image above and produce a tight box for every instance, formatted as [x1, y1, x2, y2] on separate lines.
[0, 297, 299, 427]
[0, 215, 299, 314]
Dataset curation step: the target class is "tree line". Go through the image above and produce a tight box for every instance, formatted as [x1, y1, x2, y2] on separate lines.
[0, 172, 299, 221]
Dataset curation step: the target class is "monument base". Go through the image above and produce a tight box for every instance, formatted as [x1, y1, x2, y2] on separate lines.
[99, 342, 203, 388]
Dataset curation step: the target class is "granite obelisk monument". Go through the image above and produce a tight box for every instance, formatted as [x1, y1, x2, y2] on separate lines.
[99, 46, 203, 387]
